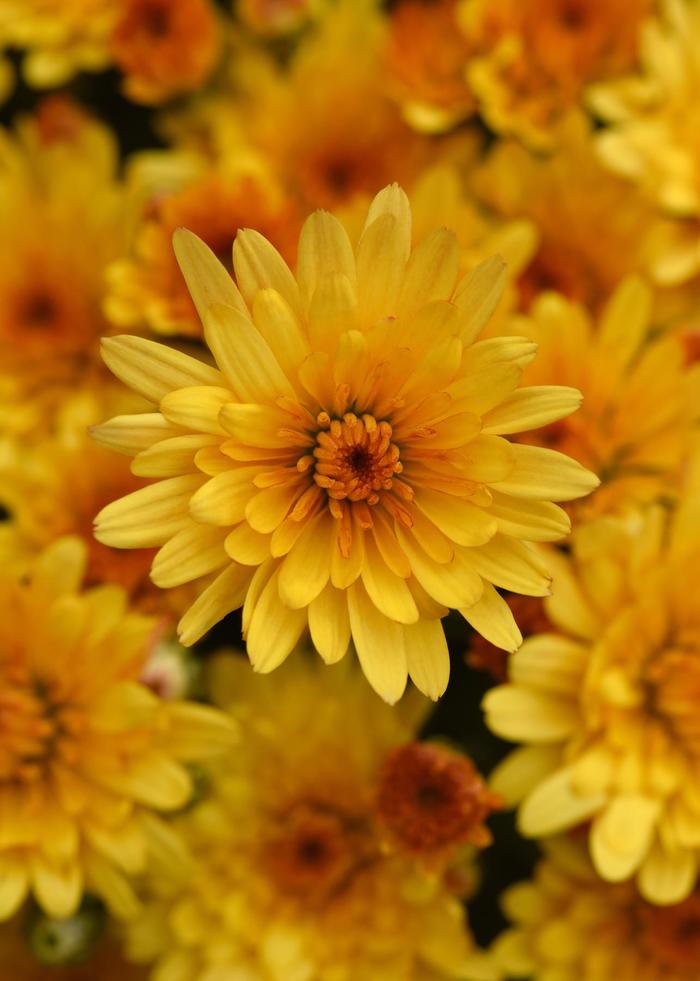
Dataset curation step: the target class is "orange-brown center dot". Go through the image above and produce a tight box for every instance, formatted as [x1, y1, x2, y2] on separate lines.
[0, 672, 76, 784]
[309, 412, 403, 506]
[376, 742, 501, 857]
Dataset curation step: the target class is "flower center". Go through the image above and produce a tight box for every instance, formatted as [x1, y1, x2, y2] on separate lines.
[311, 412, 402, 506]
[644, 647, 700, 757]
[376, 742, 501, 856]
[0, 673, 70, 783]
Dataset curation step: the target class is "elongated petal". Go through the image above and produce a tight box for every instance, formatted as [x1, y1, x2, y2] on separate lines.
[132, 435, 219, 477]
[347, 580, 407, 704]
[151, 523, 228, 587]
[91, 413, 185, 456]
[404, 617, 449, 700]
[204, 304, 295, 402]
[397, 227, 460, 317]
[491, 444, 600, 501]
[519, 768, 604, 837]
[356, 213, 407, 325]
[189, 469, 258, 526]
[160, 386, 232, 435]
[397, 528, 483, 608]
[467, 536, 552, 596]
[252, 289, 310, 377]
[308, 584, 351, 664]
[95, 475, 203, 548]
[483, 685, 577, 742]
[297, 209, 356, 308]
[415, 490, 498, 547]
[487, 492, 570, 543]
[233, 228, 301, 315]
[591, 795, 659, 882]
[101, 335, 223, 404]
[219, 402, 293, 448]
[178, 562, 252, 645]
[482, 386, 583, 435]
[277, 511, 332, 609]
[173, 227, 248, 320]
[246, 570, 307, 672]
[453, 256, 507, 344]
[361, 534, 419, 624]
[460, 582, 522, 652]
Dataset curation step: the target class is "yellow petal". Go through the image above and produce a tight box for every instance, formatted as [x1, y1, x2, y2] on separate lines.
[308, 274, 358, 352]
[371, 511, 411, 578]
[101, 335, 223, 404]
[98, 752, 191, 810]
[397, 529, 483, 608]
[277, 511, 332, 609]
[84, 854, 140, 919]
[460, 582, 522, 652]
[189, 469, 258, 526]
[203, 303, 295, 403]
[491, 445, 600, 502]
[224, 523, 271, 565]
[453, 255, 507, 344]
[172, 227, 248, 320]
[0, 854, 28, 919]
[404, 617, 449, 700]
[308, 584, 351, 664]
[363, 183, 411, 255]
[246, 569, 307, 672]
[360, 534, 419, 624]
[160, 386, 232, 435]
[347, 580, 407, 704]
[415, 490, 498, 547]
[490, 745, 562, 807]
[95, 475, 203, 548]
[356, 213, 407, 325]
[596, 275, 650, 377]
[132, 434, 219, 477]
[519, 768, 604, 837]
[162, 702, 238, 759]
[218, 402, 293, 448]
[510, 634, 587, 695]
[483, 685, 577, 742]
[245, 480, 305, 534]
[31, 858, 82, 919]
[32, 536, 86, 598]
[233, 228, 301, 315]
[487, 492, 570, 543]
[638, 842, 697, 905]
[467, 536, 552, 596]
[297, 209, 356, 308]
[482, 386, 583, 435]
[252, 288, 310, 378]
[397, 227, 460, 317]
[591, 795, 659, 882]
[151, 523, 228, 587]
[91, 413, 184, 456]
[178, 562, 252, 645]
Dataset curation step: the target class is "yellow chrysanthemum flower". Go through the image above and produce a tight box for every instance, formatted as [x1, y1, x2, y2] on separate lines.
[484, 498, 700, 904]
[494, 839, 700, 980]
[0, 387, 194, 617]
[457, 0, 650, 148]
[0, 536, 235, 922]
[591, 0, 700, 219]
[94, 185, 597, 702]
[0, 98, 126, 438]
[475, 114, 660, 315]
[125, 654, 500, 981]
[510, 276, 700, 516]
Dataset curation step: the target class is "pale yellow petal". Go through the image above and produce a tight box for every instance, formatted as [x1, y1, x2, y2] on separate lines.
[297, 209, 356, 308]
[356, 213, 406, 325]
[277, 511, 332, 609]
[510, 634, 587, 695]
[101, 335, 223, 404]
[347, 580, 407, 703]
[415, 489, 498, 547]
[160, 386, 232, 435]
[233, 228, 301, 315]
[178, 562, 252, 645]
[95, 475, 203, 548]
[490, 745, 563, 807]
[246, 570, 307, 672]
[173, 228, 248, 320]
[460, 582, 522, 652]
[151, 523, 228, 587]
[482, 386, 583, 435]
[252, 289, 310, 377]
[397, 528, 483, 607]
[189, 469, 258, 526]
[638, 842, 697, 905]
[361, 534, 419, 624]
[90, 413, 184, 456]
[132, 434, 219, 477]
[404, 617, 449, 700]
[218, 402, 294, 448]
[491, 445, 600, 502]
[467, 536, 552, 596]
[519, 768, 604, 837]
[591, 796, 659, 882]
[224, 524, 271, 565]
[31, 858, 82, 919]
[483, 685, 577, 742]
[308, 584, 351, 664]
[397, 227, 460, 317]
[487, 492, 570, 543]
[0, 854, 28, 919]
[453, 256, 507, 344]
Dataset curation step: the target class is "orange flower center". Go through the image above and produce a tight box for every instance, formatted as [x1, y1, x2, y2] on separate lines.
[0, 671, 77, 784]
[645, 648, 700, 757]
[264, 802, 371, 901]
[311, 413, 403, 507]
[376, 742, 501, 856]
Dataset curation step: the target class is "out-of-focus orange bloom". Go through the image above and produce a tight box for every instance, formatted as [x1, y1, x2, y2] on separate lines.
[110, 0, 221, 104]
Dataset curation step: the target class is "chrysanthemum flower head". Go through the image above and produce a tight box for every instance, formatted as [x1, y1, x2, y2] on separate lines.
[458, 0, 651, 147]
[109, 0, 222, 105]
[94, 184, 597, 703]
[0, 536, 235, 922]
[106, 161, 299, 338]
[125, 654, 500, 980]
[495, 839, 700, 980]
[591, 0, 700, 218]
[510, 276, 700, 516]
[484, 495, 700, 904]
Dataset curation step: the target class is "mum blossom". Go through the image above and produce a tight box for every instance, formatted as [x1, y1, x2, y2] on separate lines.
[94, 184, 598, 703]
[0, 536, 235, 922]
[484, 498, 700, 905]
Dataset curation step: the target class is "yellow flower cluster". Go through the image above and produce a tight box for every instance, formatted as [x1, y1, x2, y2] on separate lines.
[0, 0, 699, 976]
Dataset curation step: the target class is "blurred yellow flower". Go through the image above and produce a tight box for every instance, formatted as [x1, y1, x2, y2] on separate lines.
[125, 654, 500, 981]
[591, 0, 700, 218]
[511, 276, 700, 516]
[475, 114, 659, 314]
[0, 536, 235, 921]
[236, 0, 319, 35]
[0, 98, 126, 438]
[459, 0, 651, 147]
[484, 499, 700, 904]
[107, 165, 300, 338]
[93, 185, 597, 702]
[385, 0, 476, 133]
[495, 839, 700, 980]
